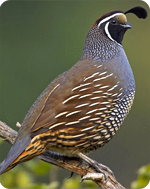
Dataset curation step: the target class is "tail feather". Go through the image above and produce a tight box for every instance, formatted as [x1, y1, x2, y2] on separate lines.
[0, 136, 30, 174]
[0, 134, 47, 174]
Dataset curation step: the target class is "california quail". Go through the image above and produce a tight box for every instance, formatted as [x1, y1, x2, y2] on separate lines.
[0, 6, 147, 175]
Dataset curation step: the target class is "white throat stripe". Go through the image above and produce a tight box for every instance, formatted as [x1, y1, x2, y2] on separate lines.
[105, 22, 114, 42]
[98, 13, 124, 28]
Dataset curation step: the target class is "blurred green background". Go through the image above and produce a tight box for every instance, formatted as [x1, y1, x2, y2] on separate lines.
[0, 0, 150, 188]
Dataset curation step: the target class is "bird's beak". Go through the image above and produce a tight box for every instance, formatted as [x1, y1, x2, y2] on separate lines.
[124, 22, 132, 29]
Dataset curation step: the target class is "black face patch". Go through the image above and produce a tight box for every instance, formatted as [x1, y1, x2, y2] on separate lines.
[107, 23, 128, 44]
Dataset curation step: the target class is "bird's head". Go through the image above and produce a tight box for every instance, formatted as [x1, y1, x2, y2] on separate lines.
[92, 6, 147, 45]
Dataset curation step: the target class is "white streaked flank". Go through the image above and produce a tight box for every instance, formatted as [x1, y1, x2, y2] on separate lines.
[95, 112, 103, 115]
[87, 134, 98, 138]
[55, 111, 68, 119]
[93, 135, 101, 140]
[99, 71, 107, 76]
[81, 82, 92, 87]
[79, 88, 90, 92]
[105, 134, 111, 138]
[101, 121, 108, 125]
[117, 92, 123, 97]
[105, 122, 111, 126]
[101, 96, 107, 98]
[49, 122, 66, 129]
[94, 84, 101, 87]
[91, 96, 101, 100]
[65, 121, 80, 126]
[79, 94, 92, 99]
[100, 101, 110, 105]
[81, 125, 95, 132]
[66, 110, 82, 117]
[98, 141, 103, 145]
[112, 98, 120, 102]
[86, 109, 98, 115]
[111, 93, 119, 97]
[109, 128, 114, 132]
[72, 83, 92, 91]
[107, 84, 118, 92]
[101, 129, 107, 133]
[93, 73, 113, 82]
[111, 112, 116, 116]
[62, 141, 76, 145]
[97, 65, 103, 68]
[79, 115, 91, 121]
[75, 103, 89, 108]
[63, 94, 80, 104]
[103, 92, 112, 96]
[75, 142, 88, 147]
[84, 72, 99, 81]
[92, 72, 100, 77]
[72, 85, 82, 91]
[68, 133, 85, 138]
[99, 85, 109, 89]
[99, 107, 107, 111]
[89, 102, 100, 107]
[93, 90, 102, 94]
[89, 117, 100, 121]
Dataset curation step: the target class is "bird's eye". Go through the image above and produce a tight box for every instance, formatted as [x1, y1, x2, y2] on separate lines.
[110, 19, 117, 24]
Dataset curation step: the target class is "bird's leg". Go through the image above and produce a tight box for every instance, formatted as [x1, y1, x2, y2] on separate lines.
[77, 152, 114, 182]
[76, 156, 90, 175]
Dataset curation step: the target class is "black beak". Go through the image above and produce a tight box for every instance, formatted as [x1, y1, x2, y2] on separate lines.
[124, 22, 132, 29]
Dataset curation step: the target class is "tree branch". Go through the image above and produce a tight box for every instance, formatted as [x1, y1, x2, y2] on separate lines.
[0, 121, 17, 144]
[0, 120, 124, 189]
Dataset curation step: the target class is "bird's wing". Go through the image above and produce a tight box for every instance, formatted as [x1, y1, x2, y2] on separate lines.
[29, 59, 123, 153]
[0, 59, 123, 173]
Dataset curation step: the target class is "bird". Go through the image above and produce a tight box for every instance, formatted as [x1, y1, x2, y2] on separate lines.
[0, 6, 147, 176]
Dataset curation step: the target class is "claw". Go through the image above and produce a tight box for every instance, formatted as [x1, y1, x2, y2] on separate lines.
[67, 171, 74, 179]
[87, 163, 109, 183]
[80, 175, 84, 183]
[98, 163, 114, 177]
[99, 169, 108, 183]
[88, 161, 109, 182]
[103, 172, 108, 184]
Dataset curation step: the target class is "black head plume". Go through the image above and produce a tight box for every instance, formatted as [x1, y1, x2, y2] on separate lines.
[124, 6, 147, 19]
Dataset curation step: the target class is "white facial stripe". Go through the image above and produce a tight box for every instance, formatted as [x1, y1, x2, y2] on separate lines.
[105, 22, 114, 42]
[98, 13, 124, 28]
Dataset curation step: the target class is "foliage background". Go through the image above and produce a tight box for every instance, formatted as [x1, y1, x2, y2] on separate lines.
[0, 0, 150, 188]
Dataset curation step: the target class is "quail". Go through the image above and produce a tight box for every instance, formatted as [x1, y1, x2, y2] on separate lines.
[0, 6, 147, 175]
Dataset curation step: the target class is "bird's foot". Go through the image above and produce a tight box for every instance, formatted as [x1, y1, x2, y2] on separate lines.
[80, 163, 113, 183]
[94, 161, 114, 177]
[78, 152, 114, 183]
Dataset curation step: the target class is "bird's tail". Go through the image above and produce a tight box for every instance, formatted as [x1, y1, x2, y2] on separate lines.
[0, 136, 45, 174]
